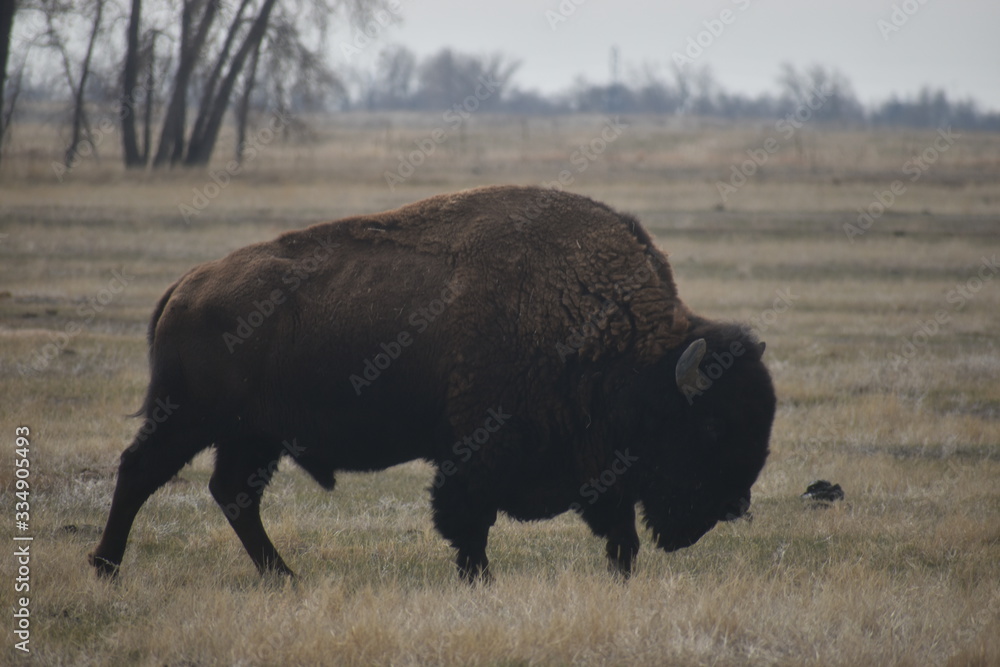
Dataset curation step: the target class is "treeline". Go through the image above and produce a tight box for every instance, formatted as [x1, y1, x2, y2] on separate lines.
[2, 0, 998, 174]
[346, 46, 1000, 131]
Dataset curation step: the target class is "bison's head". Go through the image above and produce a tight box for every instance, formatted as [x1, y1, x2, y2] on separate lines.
[635, 324, 776, 552]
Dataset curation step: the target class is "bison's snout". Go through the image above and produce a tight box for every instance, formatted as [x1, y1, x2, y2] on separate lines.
[720, 495, 752, 522]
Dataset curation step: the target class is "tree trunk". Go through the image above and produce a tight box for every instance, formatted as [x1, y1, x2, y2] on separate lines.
[66, 0, 104, 168]
[152, 0, 218, 167]
[141, 33, 156, 163]
[190, 0, 251, 152]
[0, 60, 22, 151]
[121, 0, 143, 167]
[234, 37, 262, 165]
[184, 0, 276, 166]
[0, 0, 16, 169]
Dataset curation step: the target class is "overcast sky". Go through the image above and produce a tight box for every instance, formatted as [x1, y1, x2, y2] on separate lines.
[336, 0, 1000, 111]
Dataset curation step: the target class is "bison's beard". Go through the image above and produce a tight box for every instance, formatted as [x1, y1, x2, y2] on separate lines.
[640, 478, 755, 551]
[644, 511, 718, 552]
[639, 491, 725, 552]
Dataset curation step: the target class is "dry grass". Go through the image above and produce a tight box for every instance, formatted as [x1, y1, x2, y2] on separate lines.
[1, 114, 998, 665]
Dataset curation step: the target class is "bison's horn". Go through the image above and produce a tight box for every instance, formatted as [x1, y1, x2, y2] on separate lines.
[675, 338, 707, 390]
[759, 341, 766, 355]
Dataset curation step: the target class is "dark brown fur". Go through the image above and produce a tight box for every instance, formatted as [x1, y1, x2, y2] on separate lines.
[91, 185, 775, 580]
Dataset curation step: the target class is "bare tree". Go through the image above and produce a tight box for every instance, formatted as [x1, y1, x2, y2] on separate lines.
[115, 0, 374, 169]
[365, 43, 415, 110]
[138, 29, 160, 164]
[778, 63, 864, 124]
[120, 0, 142, 167]
[257, 11, 344, 114]
[632, 62, 680, 114]
[233, 37, 261, 164]
[672, 62, 716, 116]
[34, 0, 108, 169]
[1, 56, 23, 149]
[61, 0, 105, 168]
[189, 0, 252, 157]
[412, 48, 518, 110]
[2, 1, 48, 168]
[182, 0, 277, 165]
[151, 0, 220, 167]
[188, 0, 358, 165]
[0, 0, 16, 166]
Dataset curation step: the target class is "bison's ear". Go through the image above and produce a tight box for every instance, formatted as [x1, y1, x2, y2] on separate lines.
[675, 338, 707, 390]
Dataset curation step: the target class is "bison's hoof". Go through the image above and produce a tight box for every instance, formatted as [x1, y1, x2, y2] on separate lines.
[458, 564, 492, 585]
[607, 561, 633, 582]
[469, 568, 494, 586]
[89, 553, 120, 578]
[261, 565, 296, 579]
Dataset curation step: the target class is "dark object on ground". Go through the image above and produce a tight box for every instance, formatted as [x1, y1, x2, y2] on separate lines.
[801, 480, 845, 506]
[89, 185, 776, 582]
[60, 524, 102, 538]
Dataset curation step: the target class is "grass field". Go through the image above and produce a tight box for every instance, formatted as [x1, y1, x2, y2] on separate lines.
[1, 113, 999, 665]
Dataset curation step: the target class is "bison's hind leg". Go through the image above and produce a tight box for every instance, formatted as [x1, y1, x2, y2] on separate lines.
[90, 424, 212, 577]
[209, 439, 294, 577]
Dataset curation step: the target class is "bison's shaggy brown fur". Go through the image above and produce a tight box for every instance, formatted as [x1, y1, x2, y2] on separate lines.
[91, 185, 776, 581]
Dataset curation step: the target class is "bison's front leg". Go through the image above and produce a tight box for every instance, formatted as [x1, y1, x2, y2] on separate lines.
[454, 526, 492, 584]
[580, 502, 641, 579]
[431, 477, 497, 583]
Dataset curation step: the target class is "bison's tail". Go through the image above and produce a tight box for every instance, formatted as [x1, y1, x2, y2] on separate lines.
[127, 279, 182, 419]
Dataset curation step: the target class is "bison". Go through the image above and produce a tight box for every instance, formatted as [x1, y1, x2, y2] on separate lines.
[90, 185, 775, 581]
